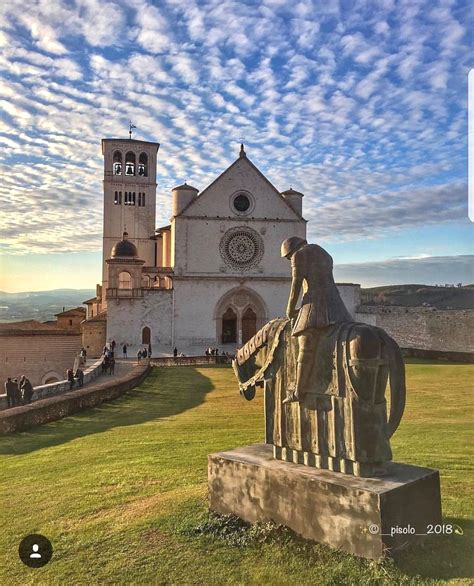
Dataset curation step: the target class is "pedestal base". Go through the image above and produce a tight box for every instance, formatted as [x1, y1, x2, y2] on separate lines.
[208, 444, 442, 560]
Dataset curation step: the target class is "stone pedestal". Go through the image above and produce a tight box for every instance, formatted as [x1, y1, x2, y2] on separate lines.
[208, 444, 442, 560]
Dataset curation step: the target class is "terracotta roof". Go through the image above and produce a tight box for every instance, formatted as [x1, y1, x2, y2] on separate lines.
[55, 307, 86, 317]
[0, 320, 80, 336]
[83, 297, 98, 305]
[83, 311, 107, 323]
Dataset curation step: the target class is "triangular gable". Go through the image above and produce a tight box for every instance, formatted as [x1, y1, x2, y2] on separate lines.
[176, 153, 305, 221]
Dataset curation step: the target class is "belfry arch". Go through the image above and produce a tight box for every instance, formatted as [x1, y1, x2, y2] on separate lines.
[214, 287, 268, 346]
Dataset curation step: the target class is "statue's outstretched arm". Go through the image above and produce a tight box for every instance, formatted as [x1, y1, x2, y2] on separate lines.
[287, 276, 303, 319]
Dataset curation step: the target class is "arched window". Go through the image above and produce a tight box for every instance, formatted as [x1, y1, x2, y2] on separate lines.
[143, 275, 151, 288]
[242, 307, 257, 343]
[142, 326, 151, 344]
[118, 271, 132, 289]
[125, 152, 136, 176]
[138, 152, 148, 177]
[222, 307, 237, 344]
[113, 151, 122, 175]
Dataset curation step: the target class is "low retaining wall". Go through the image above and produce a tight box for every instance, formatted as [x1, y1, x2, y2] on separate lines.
[0, 363, 151, 434]
[401, 347, 474, 363]
[150, 355, 231, 367]
[0, 358, 104, 411]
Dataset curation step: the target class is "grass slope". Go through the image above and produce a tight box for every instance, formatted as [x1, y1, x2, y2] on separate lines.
[0, 363, 473, 585]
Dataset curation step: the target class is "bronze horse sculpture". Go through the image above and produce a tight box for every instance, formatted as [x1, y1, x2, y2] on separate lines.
[233, 318, 406, 477]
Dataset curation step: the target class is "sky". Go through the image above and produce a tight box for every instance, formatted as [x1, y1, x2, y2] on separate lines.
[0, 0, 472, 292]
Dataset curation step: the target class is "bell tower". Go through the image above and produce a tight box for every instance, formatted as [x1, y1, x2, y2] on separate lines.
[101, 137, 160, 300]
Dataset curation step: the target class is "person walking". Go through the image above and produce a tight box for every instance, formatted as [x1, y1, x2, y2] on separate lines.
[104, 354, 110, 373]
[111, 340, 116, 353]
[173, 347, 178, 358]
[137, 348, 142, 364]
[148, 343, 152, 358]
[80, 347, 87, 363]
[67, 368, 75, 390]
[109, 356, 115, 375]
[122, 343, 128, 359]
[5, 377, 16, 408]
[75, 368, 84, 387]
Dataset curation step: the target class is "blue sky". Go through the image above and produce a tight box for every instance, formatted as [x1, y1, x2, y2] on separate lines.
[0, 0, 472, 292]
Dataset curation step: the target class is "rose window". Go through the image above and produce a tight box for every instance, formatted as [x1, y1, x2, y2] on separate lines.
[220, 228, 264, 270]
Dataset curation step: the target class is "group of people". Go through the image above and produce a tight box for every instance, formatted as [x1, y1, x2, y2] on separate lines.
[67, 367, 84, 389]
[137, 345, 152, 363]
[101, 342, 116, 374]
[4, 376, 34, 408]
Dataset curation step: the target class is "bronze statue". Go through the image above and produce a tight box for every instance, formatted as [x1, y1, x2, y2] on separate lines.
[233, 239, 406, 477]
[281, 237, 352, 404]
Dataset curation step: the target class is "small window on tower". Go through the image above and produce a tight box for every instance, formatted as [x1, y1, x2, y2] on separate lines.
[125, 152, 136, 176]
[118, 271, 132, 289]
[113, 151, 122, 175]
[114, 191, 120, 205]
[132, 192, 136, 205]
[138, 152, 148, 177]
[142, 193, 146, 206]
[138, 193, 142, 206]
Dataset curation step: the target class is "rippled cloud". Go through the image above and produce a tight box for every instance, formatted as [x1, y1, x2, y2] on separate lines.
[0, 0, 470, 256]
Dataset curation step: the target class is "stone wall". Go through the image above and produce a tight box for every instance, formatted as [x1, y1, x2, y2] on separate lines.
[0, 357, 104, 411]
[0, 363, 151, 434]
[106, 289, 173, 352]
[82, 317, 107, 358]
[355, 307, 474, 353]
[0, 332, 82, 387]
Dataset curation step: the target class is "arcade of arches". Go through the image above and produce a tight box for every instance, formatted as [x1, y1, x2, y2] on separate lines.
[215, 288, 267, 346]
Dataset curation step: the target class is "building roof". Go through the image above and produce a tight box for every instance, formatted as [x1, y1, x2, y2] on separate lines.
[83, 297, 99, 305]
[0, 320, 80, 336]
[281, 188, 304, 197]
[172, 182, 199, 192]
[102, 138, 160, 147]
[55, 307, 86, 317]
[155, 225, 171, 234]
[83, 311, 107, 323]
[174, 146, 306, 221]
[111, 231, 138, 258]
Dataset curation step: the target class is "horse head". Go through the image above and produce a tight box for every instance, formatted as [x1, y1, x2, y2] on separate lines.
[233, 318, 289, 400]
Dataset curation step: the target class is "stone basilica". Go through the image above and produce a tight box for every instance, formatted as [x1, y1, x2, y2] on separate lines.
[82, 138, 359, 356]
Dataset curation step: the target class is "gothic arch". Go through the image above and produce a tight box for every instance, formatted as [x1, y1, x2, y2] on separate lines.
[214, 287, 268, 346]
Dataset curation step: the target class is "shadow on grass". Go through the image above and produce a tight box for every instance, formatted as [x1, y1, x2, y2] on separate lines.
[392, 516, 474, 581]
[0, 367, 215, 455]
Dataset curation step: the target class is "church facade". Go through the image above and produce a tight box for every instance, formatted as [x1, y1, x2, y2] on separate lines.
[83, 138, 360, 356]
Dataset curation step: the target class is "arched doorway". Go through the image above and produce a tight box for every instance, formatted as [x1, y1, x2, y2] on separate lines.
[241, 307, 257, 343]
[215, 287, 268, 346]
[222, 308, 237, 343]
[142, 326, 151, 344]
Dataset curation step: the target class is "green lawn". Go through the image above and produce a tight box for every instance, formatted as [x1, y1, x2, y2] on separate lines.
[0, 362, 473, 585]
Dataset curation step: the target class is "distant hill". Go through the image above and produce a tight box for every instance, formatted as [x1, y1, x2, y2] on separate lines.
[0, 289, 96, 322]
[361, 284, 474, 309]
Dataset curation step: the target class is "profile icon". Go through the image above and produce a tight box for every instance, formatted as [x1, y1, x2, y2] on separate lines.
[18, 534, 52, 568]
[30, 543, 41, 559]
